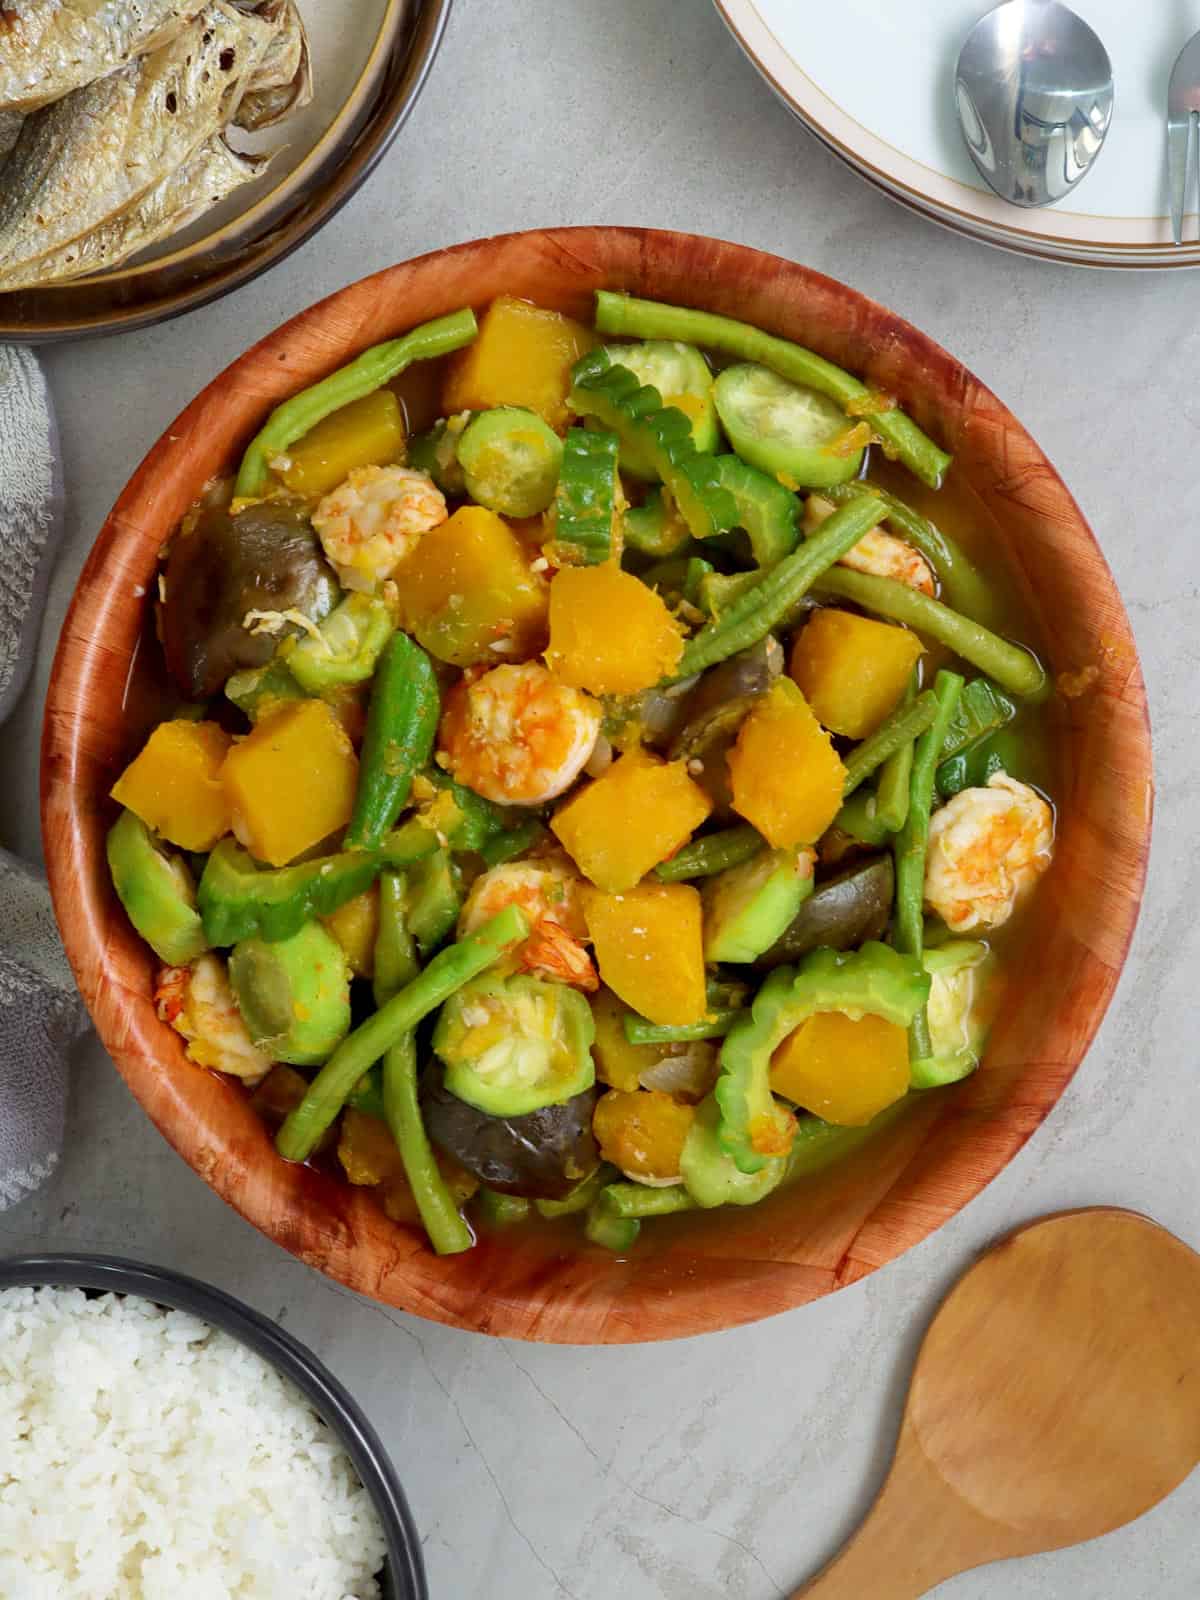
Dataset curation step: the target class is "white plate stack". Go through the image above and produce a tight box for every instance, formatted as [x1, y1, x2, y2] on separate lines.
[716, 0, 1200, 269]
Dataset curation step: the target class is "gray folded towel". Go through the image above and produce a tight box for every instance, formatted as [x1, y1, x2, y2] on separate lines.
[0, 345, 88, 1210]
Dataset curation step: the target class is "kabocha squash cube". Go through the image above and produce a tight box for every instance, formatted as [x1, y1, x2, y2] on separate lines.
[589, 985, 663, 1092]
[770, 1010, 910, 1126]
[221, 700, 358, 867]
[789, 607, 922, 739]
[551, 748, 711, 892]
[393, 504, 548, 666]
[110, 719, 232, 852]
[581, 881, 706, 1026]
[321, 886, 380, 978]
[442, 296, 594, 428]
[545, 562, 684, 695]
[278, 390, 405, 499]
[338, 1108, 478, 1221]
[593, 1088, 697, 1182]
[727, 677, 846, 848]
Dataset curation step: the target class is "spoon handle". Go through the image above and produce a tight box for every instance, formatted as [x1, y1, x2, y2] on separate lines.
[788, 1426, 996, 1600]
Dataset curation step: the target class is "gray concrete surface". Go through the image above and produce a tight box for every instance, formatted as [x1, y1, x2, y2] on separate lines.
[1, 1, 1195, 1595]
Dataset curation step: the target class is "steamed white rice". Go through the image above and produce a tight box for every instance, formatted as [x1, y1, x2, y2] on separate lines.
[0, 1286, 388, 1599]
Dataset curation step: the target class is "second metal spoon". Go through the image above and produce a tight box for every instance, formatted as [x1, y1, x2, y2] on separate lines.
[954, 0, 1113, 207]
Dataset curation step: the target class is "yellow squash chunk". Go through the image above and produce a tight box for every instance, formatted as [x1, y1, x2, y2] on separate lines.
[278, 390, 405, 499]
[393, 504, 548, 666]
[545, 563, 684, 695]
[442, 295, 594, 428]
[589, 985, 662, 1092]
[789, 607, 923, 739]
[111, 719, 232, 851]
[250, 1063, 309, 1124]
[581, 881, 706, 1026]
[770, 1010, 910, 1126]
[321, 886, 380, 978]
[221, 699, 358, 867]
[728, 677, 846, 848]
[551, 748, 711, 892]
[337, 1109, 478, 1223]
[593, 1088, 697, 1183]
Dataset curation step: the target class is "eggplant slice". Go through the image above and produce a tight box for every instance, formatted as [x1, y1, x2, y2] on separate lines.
[422, 1066, 601, 1201]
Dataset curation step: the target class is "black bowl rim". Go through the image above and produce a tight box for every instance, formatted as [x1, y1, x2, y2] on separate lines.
[0, 0, 453, 344]
[0, 1251, 427, 1600]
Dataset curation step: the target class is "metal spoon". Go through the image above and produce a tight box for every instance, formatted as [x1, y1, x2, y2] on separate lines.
[954, 0, 1113, 207]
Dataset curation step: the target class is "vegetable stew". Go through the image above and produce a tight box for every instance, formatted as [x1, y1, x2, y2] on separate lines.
[107, 291, 1057, 1257]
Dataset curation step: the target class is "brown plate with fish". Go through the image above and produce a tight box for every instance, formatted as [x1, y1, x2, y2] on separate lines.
[0, 0, 449, 343]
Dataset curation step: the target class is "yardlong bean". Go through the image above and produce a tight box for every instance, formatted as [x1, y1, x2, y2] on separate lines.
[623, 1011, 739, 1045]
[823, 482, 995, 622]
[383, 1034, 473, 1255]
[674, 494, 887, 679]
[894, 671, 963, 1061]
[235, 309, 478, 498]
[655, 825, 763, 882]
[875, 670, 919, 833]
[842, 691, 937, 797]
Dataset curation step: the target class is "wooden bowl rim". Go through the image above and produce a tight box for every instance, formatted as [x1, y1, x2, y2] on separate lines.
[40, 226, 1153, 1342]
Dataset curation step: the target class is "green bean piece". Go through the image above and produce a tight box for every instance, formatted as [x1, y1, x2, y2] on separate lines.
[476, 1189, 533, 1226]
[654, 824, 764, 882]
[346, 1067, 386, 1121]
[594, 292, 952, 490]
[813, 568, 1045, 699]
[534, 1164, 610, 1219]
[345, 633, 440, 851]
[674, 494, 887, 680]
[623, 1011, 739, 1044]
[373, 874, 472, 1257]
[893, 671, 963, 1061]
[584, 1207, 641, 1251]
[373, 871, 419, 1007]
[831, 790, 890, 847]
[842, 691, 937, 797]
[823, 482, 995, 623]
[235, 309, 479, 498]
[596, 1182, 696, 1220]
[382, 1032, 473, 1256]
[276, 905, 529, 1163]
[875, 670, 919, 833]
[478, 819, 549, 868]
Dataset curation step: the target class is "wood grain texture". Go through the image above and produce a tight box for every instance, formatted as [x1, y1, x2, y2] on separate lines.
[39, 228, 1152, 1343]
[794, 1210, 1200, 1597]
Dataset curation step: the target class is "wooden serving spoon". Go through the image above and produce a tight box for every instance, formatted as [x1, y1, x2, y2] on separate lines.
[795, 1209, 1200, 1598]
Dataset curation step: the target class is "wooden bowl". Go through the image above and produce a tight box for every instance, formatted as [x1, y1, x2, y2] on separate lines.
[42, 228, 1152, 1343]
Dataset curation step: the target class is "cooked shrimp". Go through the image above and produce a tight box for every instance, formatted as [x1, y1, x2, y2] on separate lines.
[155, 955, 273, 1082]
[312, 464, 446, 591]
[458, 860, 598, 989]
[924, 773, 1053, 932]
[437, 662, 602, 806]
[805, 494, 935, 595]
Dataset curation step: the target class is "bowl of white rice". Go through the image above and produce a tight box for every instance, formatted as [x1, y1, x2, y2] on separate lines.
[0, 1254, 425, 1600]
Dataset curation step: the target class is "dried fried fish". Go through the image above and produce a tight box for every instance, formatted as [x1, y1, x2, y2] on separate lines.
[0, 137, 268, 290]
[0, 3, 276, 286]
[0, 0, 208, 114]
[235, 0, 312, 132]
[0, 110, 21, 162]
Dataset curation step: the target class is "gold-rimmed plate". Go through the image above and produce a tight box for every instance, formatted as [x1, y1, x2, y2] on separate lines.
[0, 0, 451, 342]
[716, 0, 1200, 270]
